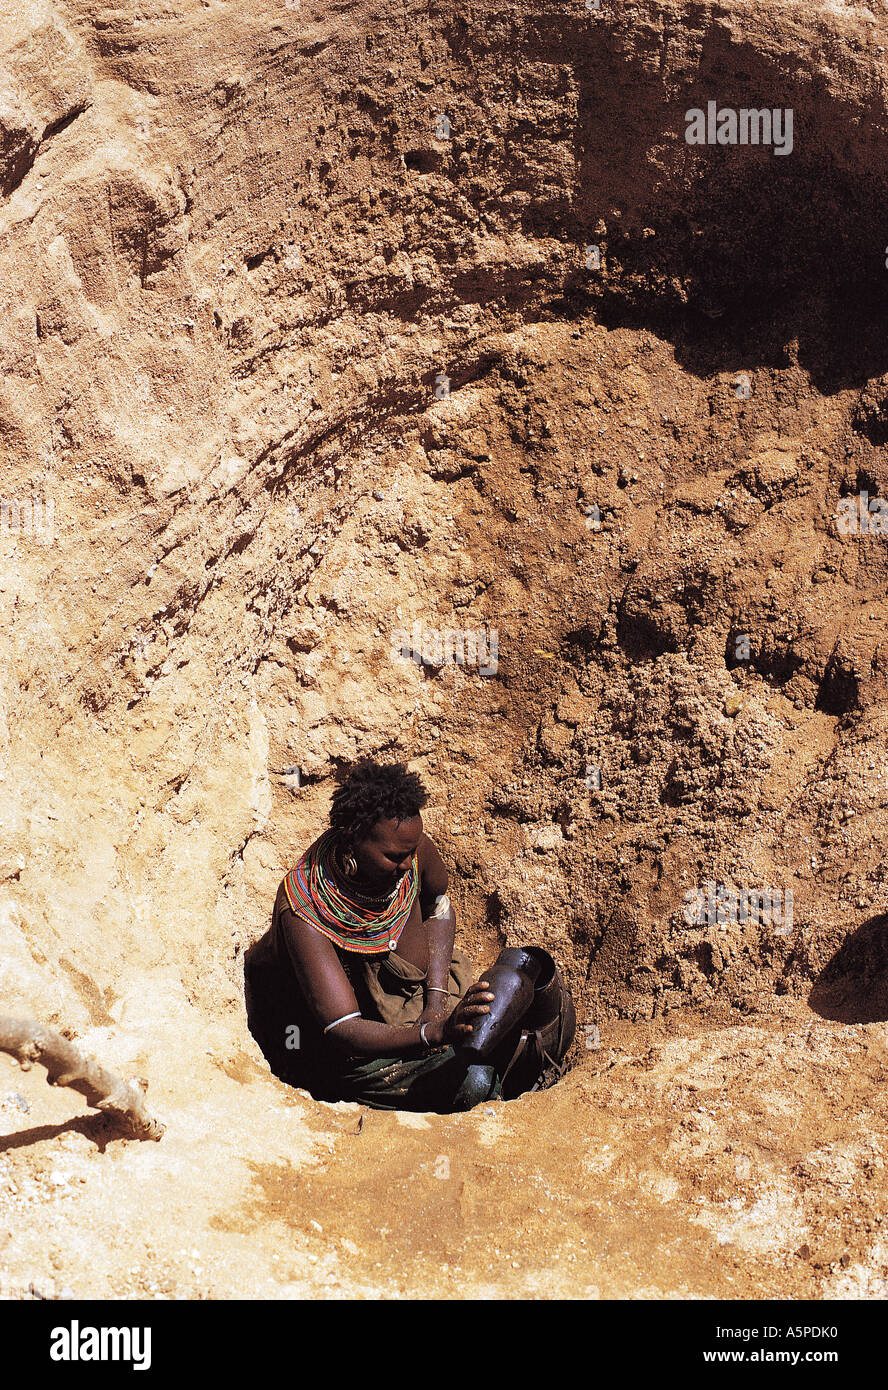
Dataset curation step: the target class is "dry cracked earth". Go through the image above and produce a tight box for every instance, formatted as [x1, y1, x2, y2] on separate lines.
[3, 0, 888, 1301]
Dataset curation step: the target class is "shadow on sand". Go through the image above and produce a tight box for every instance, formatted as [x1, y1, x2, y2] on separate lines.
[808, 915, 888, 1024]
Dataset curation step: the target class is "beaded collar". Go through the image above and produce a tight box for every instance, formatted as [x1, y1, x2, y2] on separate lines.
[283, 829, 419, 954]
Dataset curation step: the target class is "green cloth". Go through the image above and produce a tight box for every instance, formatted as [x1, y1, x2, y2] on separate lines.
[333, 1045, 503, 1113]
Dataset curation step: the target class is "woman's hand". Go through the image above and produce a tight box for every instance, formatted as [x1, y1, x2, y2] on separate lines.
[438, 979, 494, 1046]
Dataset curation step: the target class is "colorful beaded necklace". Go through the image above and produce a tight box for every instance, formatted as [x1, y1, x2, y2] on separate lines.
[283, 828, 419, 954]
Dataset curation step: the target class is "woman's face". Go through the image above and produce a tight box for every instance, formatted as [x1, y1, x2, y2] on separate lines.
[352, 815, 423, 889]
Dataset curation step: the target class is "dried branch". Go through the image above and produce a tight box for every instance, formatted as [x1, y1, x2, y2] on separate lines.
[0, 1015, 164, 1141]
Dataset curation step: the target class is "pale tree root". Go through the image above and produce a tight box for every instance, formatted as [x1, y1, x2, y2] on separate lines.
[0, 1015, 165, 1141]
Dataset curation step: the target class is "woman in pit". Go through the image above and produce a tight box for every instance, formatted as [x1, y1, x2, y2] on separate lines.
[244, 759, 575, 1112]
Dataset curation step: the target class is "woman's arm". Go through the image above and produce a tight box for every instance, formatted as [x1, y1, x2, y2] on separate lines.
[279, 902, 489, 1054]
[417, 833, 458, 1018]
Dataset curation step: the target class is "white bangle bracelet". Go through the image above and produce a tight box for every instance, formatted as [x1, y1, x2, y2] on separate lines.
[323, 1010, 361, 1035]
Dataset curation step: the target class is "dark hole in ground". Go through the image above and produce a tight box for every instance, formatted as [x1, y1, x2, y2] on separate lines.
[617, 611, 679, 662]
[404, 149, 443, 174]
[815, 654, 860, 717]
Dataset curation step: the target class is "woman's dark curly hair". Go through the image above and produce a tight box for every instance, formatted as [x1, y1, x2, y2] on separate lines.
[329, 759, 428, 843]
